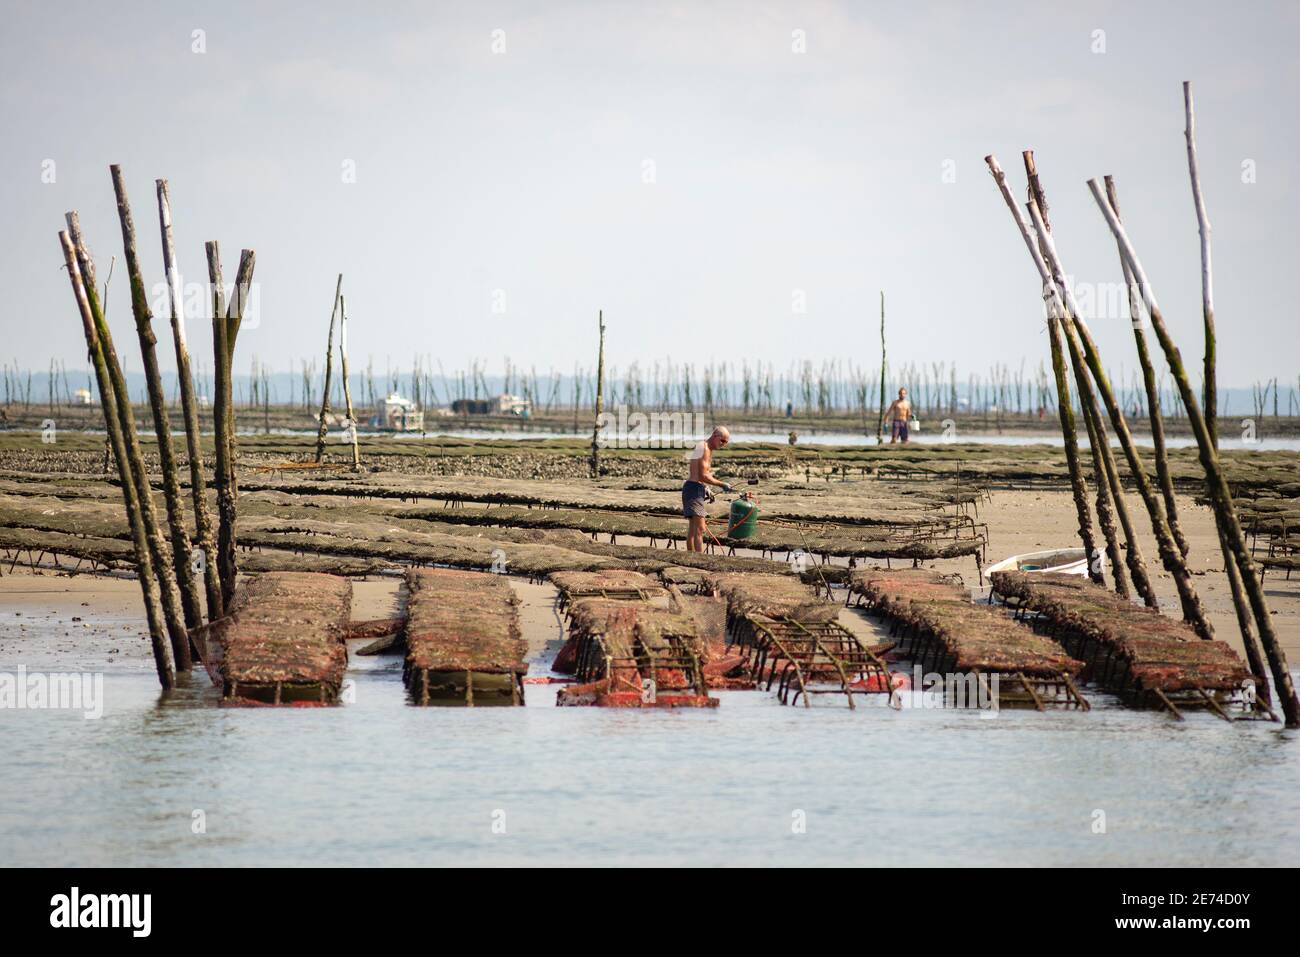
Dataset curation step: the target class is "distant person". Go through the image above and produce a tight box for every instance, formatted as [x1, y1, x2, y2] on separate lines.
[785, 401, 793, 418]
[884, 387, 912, 444]
[682, 427, 731, 552]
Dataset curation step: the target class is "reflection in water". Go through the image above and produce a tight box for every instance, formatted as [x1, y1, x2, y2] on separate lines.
[3, 665, 1297, 866]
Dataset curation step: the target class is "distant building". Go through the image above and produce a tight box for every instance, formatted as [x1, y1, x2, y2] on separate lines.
[451, 393, 532, 417]
[372, 392, 424, 431]
[73, 388, 93, 405]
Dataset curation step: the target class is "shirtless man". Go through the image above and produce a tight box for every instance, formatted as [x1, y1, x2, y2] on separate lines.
[884, 387, 912, 444]
[682, 427, 731, 552]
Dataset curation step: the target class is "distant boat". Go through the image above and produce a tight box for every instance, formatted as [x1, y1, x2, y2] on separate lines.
[985, 547, 1089, 577]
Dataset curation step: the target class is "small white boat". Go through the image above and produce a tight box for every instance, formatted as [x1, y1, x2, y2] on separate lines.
[985, 547, 1089, 577]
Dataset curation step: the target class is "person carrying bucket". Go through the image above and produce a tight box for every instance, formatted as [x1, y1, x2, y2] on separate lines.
[682, 426, 731, 552]
[884, 387, 913, 443]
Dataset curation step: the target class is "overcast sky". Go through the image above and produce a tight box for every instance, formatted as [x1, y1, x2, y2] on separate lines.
[2, 0, 1296, 387]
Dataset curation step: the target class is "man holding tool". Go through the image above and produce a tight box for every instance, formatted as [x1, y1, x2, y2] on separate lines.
[682, 426, 731, 552]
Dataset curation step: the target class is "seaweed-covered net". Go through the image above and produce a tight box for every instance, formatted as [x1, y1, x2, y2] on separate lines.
[221, 572, 352, 685]
[991, 571, 1249, 691]
[852, 568, 1082, 676]
[405, 568, 526, 673]
[707, 573, 840, 624]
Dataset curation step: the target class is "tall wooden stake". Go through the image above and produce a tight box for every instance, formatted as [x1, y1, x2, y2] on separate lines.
[1090, 178, 1297, 726]
[339, 294, 360, 470]
[60, 230, 175, 689]
[1029, 198, 1212, 636]
[877, 292, 887, 443]
[590, 310, 605, 478]
[1184, 82, 1217, 448]
[158, 179, 222, 621]
[314, 274, 343, 463]
[206, 245, 255, 610]
[1023, 153, 1151, 602]
[111, 167, 203, 654]
[68, 211, 191, 668]
[985, 157, 1101, 582]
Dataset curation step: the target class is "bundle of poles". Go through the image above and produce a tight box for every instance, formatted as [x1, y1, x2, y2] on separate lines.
[984, 81, 1298, 727]
[57, 166, 255, 689]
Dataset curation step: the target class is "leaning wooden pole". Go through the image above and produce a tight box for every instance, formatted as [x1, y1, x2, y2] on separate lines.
[157, 179, 222, 621]
[314, 274, 343, 463]
[59, 230, 175, 689]
[338, 294, 360, 470]
[68, 211, 192, 668]
[111, 166, 204, 646]
[1023, 152, 1146, 601]
[589, 310, 606, 479]
[985, 157, 1101, 582]
[1111, 172, 1267, 700]
[1029, 198, 1213, 637]
[1089, 178, 1298, 727]
[1106, 176, 1189, 557]
[1184, 81, 1217, 448]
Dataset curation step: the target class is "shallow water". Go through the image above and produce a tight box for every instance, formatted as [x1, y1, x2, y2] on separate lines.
[3, 649, 1297, 866]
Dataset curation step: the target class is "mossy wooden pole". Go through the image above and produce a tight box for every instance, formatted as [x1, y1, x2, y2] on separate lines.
[60, 229, 175, 689]
[1030, 199, 1213, 637]
[1184, 82, 1217, 449]
[985, 157, 1101, 583]
[589, 310, 605, 478]
[339, 294, 360, 471]
[68, 211, 192, 668]
[1090, 179, 1297, 726]
[314, 274, 343, 463]
[1063, 323, 1137, 600]
[158, 179, 222, 620]
[206, 243, 235, 610]
[1105, 176, 1190, 559]
[877, 292, 887, 444]
[1022, 152, 1147, 601]
[111, 167, 203, 649]
[1111, 172, 1268, 700]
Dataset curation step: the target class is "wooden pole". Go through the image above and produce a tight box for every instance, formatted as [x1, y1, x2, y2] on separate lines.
[1089, 178, 1297, 726]
[984, 157, 1102, 582]
[877, 292, 887, 443]
[1110, 174, 1268, 702]
[1022, 153, 1151, 603]
[1184, 82, 1217, 448]
[205, 243, 233, 609]
[157, 179, 223, 621]
[314, 274, 343, 463]
[1105, 176, 1189, 557]
[339, 294, 360, 470]
[111, 166, 203, 652]
[206, 244, 255, 611]
[1029, 198, 1213, 636]
[67, 211, 192, 667]
[590, 310, 605, 478]
[59, 229, 175, 689]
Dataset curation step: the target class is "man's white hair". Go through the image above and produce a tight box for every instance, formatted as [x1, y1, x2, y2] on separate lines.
[711, 426, 731, 440]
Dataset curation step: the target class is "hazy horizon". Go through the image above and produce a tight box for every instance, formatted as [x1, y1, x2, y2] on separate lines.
[2, 0, 1297, 387]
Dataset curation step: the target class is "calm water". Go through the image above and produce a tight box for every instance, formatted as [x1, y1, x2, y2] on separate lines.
[3, 653, 1297, 866]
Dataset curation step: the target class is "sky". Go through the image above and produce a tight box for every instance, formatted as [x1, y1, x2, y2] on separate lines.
[1, 0, 1297, 388]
